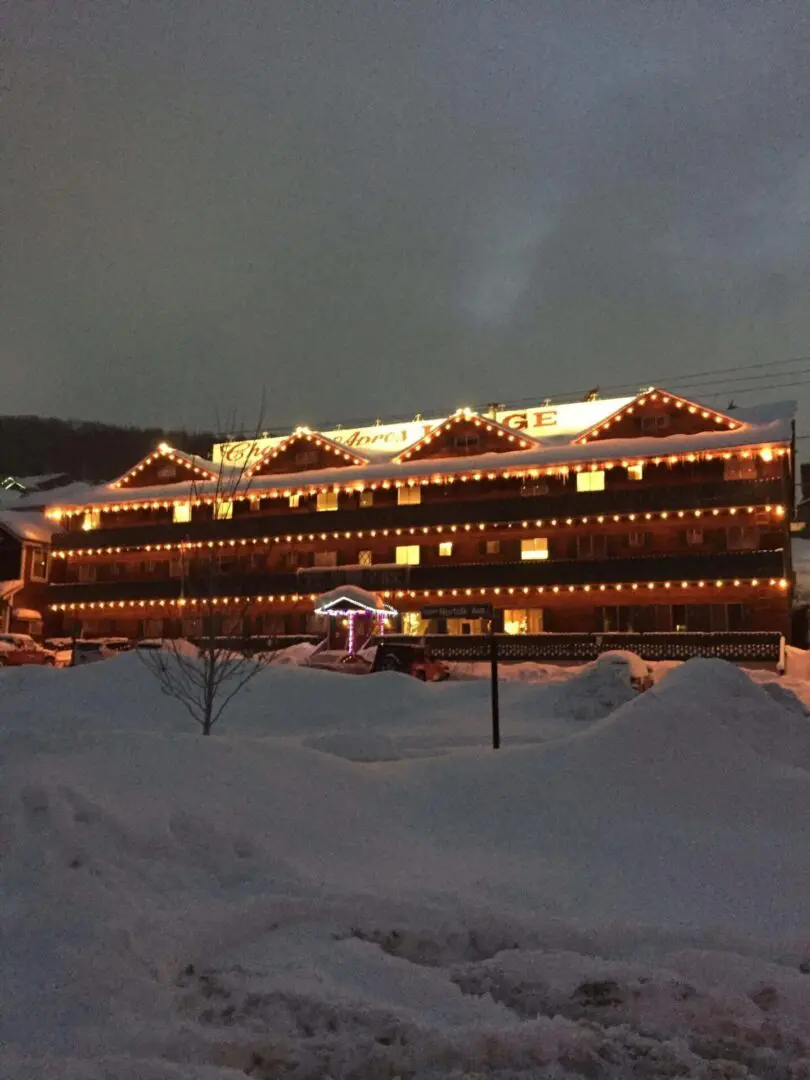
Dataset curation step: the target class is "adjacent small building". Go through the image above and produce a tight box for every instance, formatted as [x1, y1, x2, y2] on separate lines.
[0, 511, 55, 635]
[41, 389, 796, 642]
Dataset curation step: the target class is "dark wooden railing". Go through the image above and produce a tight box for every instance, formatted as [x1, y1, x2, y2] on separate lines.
[48, 548, 786, 604]
[53, 478, 784, 551]
[376, 631, 785, 664]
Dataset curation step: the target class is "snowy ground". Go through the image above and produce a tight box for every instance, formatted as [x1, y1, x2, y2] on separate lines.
[2, 653, 810, 1078]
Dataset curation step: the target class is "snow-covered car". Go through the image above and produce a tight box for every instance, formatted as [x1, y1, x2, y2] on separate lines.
[592, 650, 654, 692]
[0, 633, 57, 667]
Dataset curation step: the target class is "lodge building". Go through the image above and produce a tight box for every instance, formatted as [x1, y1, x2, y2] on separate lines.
[43, 389, 795, 641]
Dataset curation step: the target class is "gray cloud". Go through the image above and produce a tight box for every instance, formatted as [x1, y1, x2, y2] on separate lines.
[3, 1, 810, 431]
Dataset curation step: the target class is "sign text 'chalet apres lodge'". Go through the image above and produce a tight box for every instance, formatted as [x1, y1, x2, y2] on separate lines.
[212, 396, 635, 466]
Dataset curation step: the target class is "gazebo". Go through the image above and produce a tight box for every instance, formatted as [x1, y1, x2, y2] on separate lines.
[313, 586, 398, 657]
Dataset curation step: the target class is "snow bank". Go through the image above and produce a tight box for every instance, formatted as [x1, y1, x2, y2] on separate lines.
[3, 655, 810, 1077]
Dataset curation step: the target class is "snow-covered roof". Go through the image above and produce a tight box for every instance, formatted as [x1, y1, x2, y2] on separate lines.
[0, 510, 56, 543]
[12, 481, 96, 509]
[0, 579, 23, 600]
[314, 586, 395, 614]
[42, 394, 796, 514]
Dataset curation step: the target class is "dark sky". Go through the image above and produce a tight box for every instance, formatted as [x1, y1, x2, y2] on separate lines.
[4, 1, 810, 433]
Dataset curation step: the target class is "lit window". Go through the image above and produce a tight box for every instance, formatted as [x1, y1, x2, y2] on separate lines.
[503, 609, 527, 635]
[576, 471, 605, 492]
[214, 500, 233, 520]
[398, 485, 422, 505]
[521, 538, 549, 561]
[316, 491, 339, 512]
[485, 539, 500, 555]
[358, 549, 373, 566]
[438, 541, 453, 557]
[288, 493, 300, 508]
[359, 490, 374, 508]
[628, 464, 644, 481]
[82, 510, 100, 531]
[173, 501, 191, 523]
[395, 544, 420, 565]
[30, 547, 49, 582]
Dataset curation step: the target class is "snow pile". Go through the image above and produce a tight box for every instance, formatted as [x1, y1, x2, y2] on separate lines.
[534, 653, 639, 722]
[2, 656, 810, 1076]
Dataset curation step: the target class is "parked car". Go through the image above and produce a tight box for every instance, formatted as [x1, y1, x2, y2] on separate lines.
[372, 642, 450, 682]
[593, 649, 654, 692]
[0, 633, 57, 667]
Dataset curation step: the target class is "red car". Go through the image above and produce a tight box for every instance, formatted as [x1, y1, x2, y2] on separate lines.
[0, 633, 56, 667]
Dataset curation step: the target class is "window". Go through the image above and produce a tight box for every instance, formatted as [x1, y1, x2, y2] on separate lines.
[521, 537, 549, 561]
[359, 490, 374, 508]
[727, 525, 759, 551]
[627, 464, 644, 481]
[288, 493, 300, 508]
[82, 510, 100, 531]
[438, 541, 453, 557]
[627, 531, 647, 548]
[401, 611, 427, 636]
[521, 479, 549, 496]
[640, 414, 671, 432]
[314, 551, 338, 567]
[397, 485, 421, 505]
[724, 457, 757, 481]
[169, 558, 183, 577]
[485, 539, 501, 555]
[316, 490, 339, 512]
[686, 527, 704, 546]
[173, 501, 191, 523]
[214, 500, 233, 520]
[454, 433, 481, 451]
[30, 546, 48, 582]
[576, 470, 605, 492]
[294, 449, 318, 466]
[77, 563, 97, 583]
[395, 545, 420, 566]
[577, 534, 606, 559]
[358, 549, 373, 566]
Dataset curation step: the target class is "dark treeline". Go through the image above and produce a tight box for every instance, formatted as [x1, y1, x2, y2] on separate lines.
[0, 416, 216, 484]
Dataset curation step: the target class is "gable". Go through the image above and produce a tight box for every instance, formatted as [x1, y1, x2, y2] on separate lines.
[573, 390, 741, 444]
[111, 446, 219, 490]
[248, 429, 369, 477]
[394, 411, 539, 464]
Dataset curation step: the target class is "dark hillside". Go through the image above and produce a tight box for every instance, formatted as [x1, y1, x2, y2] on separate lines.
[0, 416, 215, 483]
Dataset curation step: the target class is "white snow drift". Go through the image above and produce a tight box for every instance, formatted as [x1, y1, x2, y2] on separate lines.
[2, 653, 810, 1078]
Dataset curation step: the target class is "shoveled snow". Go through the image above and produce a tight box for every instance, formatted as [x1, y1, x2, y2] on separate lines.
[2, 653, 810, 1077]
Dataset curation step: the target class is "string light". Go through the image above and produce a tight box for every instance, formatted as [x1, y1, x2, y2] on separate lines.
[573, 389, 740, 444]
[44, 442, 789, 521]
[49, 503, 786, 558]
[49, 577, 785, 613]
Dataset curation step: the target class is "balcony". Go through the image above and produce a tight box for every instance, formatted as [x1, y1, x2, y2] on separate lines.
[53, 478, 786, 552]
[48, 548, 787, 604]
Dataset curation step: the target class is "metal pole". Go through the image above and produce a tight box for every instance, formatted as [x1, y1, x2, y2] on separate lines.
[490, 618, 500, 749]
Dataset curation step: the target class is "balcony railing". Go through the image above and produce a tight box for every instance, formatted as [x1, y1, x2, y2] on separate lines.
[53, 478, 785, 552]
[48, 548, 787, 604]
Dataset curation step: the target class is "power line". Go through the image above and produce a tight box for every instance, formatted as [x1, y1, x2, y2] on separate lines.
[224, 351, 810, 438]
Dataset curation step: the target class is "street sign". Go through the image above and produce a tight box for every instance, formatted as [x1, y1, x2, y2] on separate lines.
[421, 604, 493, 620]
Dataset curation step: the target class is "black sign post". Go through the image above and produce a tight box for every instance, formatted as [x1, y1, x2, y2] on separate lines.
[421, 603, 500, 749]
[489, 616, 500, 749]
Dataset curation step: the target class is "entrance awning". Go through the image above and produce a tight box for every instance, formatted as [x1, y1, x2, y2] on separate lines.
[314, 586, 398, 617]
[13, 608, 42, 621]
